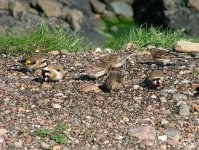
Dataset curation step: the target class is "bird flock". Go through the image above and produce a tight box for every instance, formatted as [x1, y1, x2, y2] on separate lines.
[12, 45, 198, 94]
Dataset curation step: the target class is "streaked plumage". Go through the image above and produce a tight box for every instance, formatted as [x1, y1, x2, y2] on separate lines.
[42, 65, 65, 81]
[80, 61, 109, 79]
[148, 48, 179, 65]
[105, 71, 124, 91]
[100, 53, 134, 68]
[18, 56, 48, 71]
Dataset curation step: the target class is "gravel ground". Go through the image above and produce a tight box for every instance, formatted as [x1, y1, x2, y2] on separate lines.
[0, 50, 198, 150]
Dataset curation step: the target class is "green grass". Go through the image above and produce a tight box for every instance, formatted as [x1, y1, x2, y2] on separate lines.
[32, 123, 68, 145]
[104, 25, 199, 50]
[0, 23, 91, 55]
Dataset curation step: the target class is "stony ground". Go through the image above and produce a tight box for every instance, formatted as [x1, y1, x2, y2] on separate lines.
[0, 49, 198, 150]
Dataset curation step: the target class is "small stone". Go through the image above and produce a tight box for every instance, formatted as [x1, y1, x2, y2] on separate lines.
[53, 145, 61, 150]
[48, 51, 60, 55]
[41, 142, 50, 149]
[163, 129, 181, 140]
[167, 138, 178, 146]
[161, 119, 168, 125]
[151, 94, 157, 99]
[115, 134, 123, 140]
[158, 135, 167, 142]
[0, 128, 8, 136]
[161, 87, 177, 94]
[159, 144, 167, 150]
[52, 103, 62, 109]
[173, 93, 187, 101]
[133, 85, 140, 90]
[14, 139, 22, 148]
[159, 96, 167, 103]
[90, 0, 106, 14]
[179, 102, 190, 116]
[95, 48, 102, 52]
[128, 126, 156, 141]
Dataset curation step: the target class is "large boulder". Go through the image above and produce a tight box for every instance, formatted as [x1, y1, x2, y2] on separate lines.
[133, 0, 199, 36]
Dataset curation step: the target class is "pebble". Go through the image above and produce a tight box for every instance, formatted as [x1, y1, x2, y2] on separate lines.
[163, 129, 181, 140]
[179, 102, 190, 116]
[52, 103, 62, 109]
[159, 96, 167, 103]
[158, 135, 167, 142]
[133, 85, 140, 90]
[128, 125, 156, 141]
[0, 128, 8, 136]
[41, 142, 50, 149]
[161, 87, 177, 94]
[173, 93, 187, 101]
[53, 145, 61, 150]
[14, 140, 22, 148]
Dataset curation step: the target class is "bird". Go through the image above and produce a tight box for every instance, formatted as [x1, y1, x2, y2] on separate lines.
[80, 61, 109, 79]
[147, 47, 181, 69]
[147, 70, 164, 89]
[42, 65, 65, 82]
[100, 53, 135, 69]
[104, 71, 124, 92]
[17, 56, 48, 72]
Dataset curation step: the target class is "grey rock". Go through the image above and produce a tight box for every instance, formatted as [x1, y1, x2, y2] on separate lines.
[160, 87, 177, 94]
[0, 0, 8, 9]
[128, 125, 156, 141]
[173, 94, 187, 101]
[90, 0, 106, 14]
[179, 102, 190, 116]
[133, 0, 199, 36]
[163, 129, 181, 139]
[110, 1, 133, 17]
[32, 0, 62, 17]
[9, 0, 26, 19]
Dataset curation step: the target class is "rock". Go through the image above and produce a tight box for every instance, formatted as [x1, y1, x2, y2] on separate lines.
[163, 129, 181, 140]
[0, 129, 8, 136]
[90, 0, 106, 14]
[52, 103, 62, 109]
[53, 145, 61, 150]
[14, 140, 22, 148]
[188, 0, 199, 12]
[41, 142, 50, 149]
[133, 0, 199, 36]
[158, 135, 167, 142]
[48, 51, 60, 55]
[161, 87, 177, 94]
[167, 138, 178, 146]
[32, 0, 62, 17]
[173, 94, 187, 101]
[0, 0, 8, 9]
[173, 41, 199, 53]
[178, 102, 190, 116]
[67, 9, 84, 31]
[128, 126, 156, 141]
[9, 0, 26, 18]
[78, 83, 100, 93]
[110, 1, 133, 17]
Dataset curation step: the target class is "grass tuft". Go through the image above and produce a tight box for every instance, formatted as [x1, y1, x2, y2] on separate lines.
[32, 123, 68, 144]
[0, 23, 91, 55]
[104, 25, 199, 50]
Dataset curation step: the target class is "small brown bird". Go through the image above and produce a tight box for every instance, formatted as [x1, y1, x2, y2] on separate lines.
[147, 70, 164, 89]
[100, 53, 135, 68]
[18, 56, 48, 71]
[104, 71, 124, 91]
[42, 65, 65, 81]
[80, 61, 109, 79]
[147, 47, 181, 68]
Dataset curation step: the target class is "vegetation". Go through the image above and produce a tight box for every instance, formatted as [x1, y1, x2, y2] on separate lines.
[0, 22, 198, 55]
[105, 25, 199, 50]
[32, 123, 68, 145]
[0, 23, 91, 55]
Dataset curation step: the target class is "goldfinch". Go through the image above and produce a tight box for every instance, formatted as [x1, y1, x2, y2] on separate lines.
[100, 53, 134, 68]
[42, 65, 65, 81]
[147, 70, 164, 89]
[104, 71, 124, 91]
[80, 61, 109, 79]
[18, 56, 48, 71]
